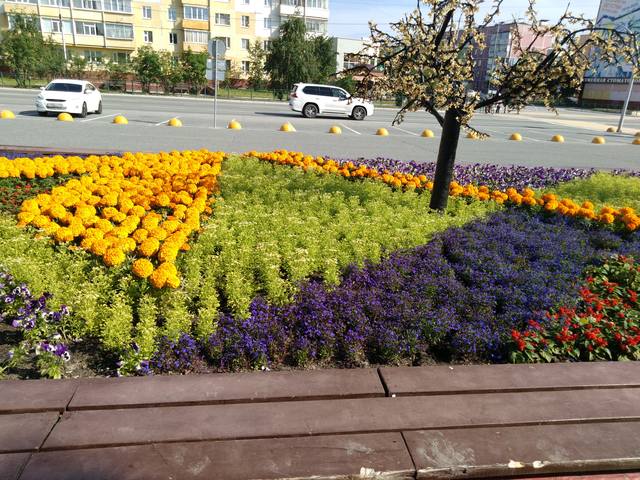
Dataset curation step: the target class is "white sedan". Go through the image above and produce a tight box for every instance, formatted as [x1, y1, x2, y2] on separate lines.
[36, 79, 102, 118]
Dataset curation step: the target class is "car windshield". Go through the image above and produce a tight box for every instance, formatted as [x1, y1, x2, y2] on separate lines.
[45, 83, 83, 93]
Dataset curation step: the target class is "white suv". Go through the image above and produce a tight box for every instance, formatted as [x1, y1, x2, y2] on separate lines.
[289, 83, 374, 120]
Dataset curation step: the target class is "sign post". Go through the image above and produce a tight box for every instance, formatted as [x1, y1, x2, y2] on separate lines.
[208, 39, 227, 129]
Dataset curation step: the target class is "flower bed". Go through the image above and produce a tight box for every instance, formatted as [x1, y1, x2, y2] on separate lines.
[1, 149, 639, 378]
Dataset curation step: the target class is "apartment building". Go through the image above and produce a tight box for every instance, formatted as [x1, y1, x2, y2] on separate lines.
[0, 0, 329, 72]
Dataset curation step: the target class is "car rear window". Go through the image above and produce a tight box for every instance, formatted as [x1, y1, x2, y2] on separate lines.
[302, 86, 319, 95]
[46, 83, 83, 93]
[290, 85, 298, 94]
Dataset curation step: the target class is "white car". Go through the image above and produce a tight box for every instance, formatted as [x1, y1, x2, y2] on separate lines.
[289, 83, 374, 120]
[36, 79, 102, 118]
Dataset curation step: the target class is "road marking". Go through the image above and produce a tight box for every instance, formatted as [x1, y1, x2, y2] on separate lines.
[153, 116, 180, 127]
[391, 126, 418, 136]
[340, 123, 361, 135]
[80, 113, 119, 123]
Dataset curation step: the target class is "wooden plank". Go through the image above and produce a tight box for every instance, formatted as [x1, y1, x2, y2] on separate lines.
[380, 363, 640, 397]
[0, 412, 60, 453]
[404, 423, 640, 479]
[43, 389, 640, 450]
[22, 433, 414, 480]
[0, 380, 77, 414]
[68, 369, 384, 410]
[0, 453, 30, 480]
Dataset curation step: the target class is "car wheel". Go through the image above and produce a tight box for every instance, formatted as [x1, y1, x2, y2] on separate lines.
[96, 101, 102, 114]
[302, 103, 319, 118]
[79, 102, 87, 118]
[38, 111, 48, 117]
[351, 106, 367, 121]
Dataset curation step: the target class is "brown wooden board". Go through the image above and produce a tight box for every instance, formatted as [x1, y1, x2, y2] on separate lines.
[0, 453, 30, 480]
[404, 423, 640, 479]
[0, 380, 77, 414]
[380, 363, 640, 397]
[43, 389, 640, 450]
[68, 369, 385, 411]
[0, 412, 60, 453]
[22, 433, 414, 480]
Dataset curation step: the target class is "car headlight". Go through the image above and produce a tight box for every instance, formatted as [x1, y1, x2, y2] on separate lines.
[37, 94, 44, 100]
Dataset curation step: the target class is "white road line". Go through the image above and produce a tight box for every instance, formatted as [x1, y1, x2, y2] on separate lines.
[80, 113, 119, 123]
[391, 126, 418, 136]
[340, 123, 361, 135]
[153, 116, 179, 127]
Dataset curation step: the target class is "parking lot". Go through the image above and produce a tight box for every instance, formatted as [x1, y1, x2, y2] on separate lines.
[1, 88, 639, 169]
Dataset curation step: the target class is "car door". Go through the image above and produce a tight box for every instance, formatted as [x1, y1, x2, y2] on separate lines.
[326, 87, 349, 114]
[302, 86, 323, 110]
[84, 84, 99, 111]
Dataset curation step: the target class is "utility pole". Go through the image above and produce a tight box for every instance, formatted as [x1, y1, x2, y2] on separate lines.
[617, 73, 635, 133]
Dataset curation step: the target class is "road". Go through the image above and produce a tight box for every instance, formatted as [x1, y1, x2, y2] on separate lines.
[1, 88, 639, 169]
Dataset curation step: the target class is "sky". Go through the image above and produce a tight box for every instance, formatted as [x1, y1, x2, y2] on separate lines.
[328, 0, 602, 38]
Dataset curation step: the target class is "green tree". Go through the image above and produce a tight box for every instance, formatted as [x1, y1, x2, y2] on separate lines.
[158, 51, 184, 94]
[67, 55, 88, 79]
[180, 48, 207, 95]
[132, 45, 161, 93]
[265, 16, 314, 98]
[106, 60, 130, 91]
[362, 0, 639, 211]
[248, 40, 266, 89]
[0, 14, 46, 87]
[221, 60, 242, 89]
[333, 75, 356, 95]
[310, 35, 336, 83]
[35, 40, 66, 81]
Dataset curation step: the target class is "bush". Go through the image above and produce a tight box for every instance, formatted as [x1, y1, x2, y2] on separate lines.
[547, 173, 640, 212]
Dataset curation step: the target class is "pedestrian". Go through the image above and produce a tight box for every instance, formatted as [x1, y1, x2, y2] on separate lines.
[496, 103, 501, 114]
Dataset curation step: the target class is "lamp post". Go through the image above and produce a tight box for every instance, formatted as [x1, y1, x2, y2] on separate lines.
[58, 1, 68, 62]
[617, 26, 635, 133]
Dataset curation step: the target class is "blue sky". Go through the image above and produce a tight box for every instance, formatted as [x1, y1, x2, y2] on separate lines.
[328, 0, 602, 38]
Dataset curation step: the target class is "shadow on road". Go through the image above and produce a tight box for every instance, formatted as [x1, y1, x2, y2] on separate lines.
[254, 111, 353, 121]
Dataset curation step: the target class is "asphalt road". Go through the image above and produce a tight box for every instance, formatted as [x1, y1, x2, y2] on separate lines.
[1, 88, 639, 169]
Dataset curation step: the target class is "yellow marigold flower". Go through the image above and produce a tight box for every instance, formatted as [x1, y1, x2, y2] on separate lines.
[156, 193, 171, 207]
[161, 220, 180, 233]
[118, 238, 137, 253]
[91, 238, 110, 256]
[130, 205, 146, 217]
[522, 188, 535, 198]
[600, 206, 615, 215]
[149, 268, 168, 289]
[54, 227, 74, 243]
[95, 219, 114, 233]
[17, 212, 36, 224]
[43, 222, 60, 235]
[80, 238, 95, 250]
[49, 204, 67, 220]
[102, 207, 119, 219]
[21, 199, 40, 213]
[158, 244, 179, 263]
[103, 247, 126, 267]
[69, 221, 86, 237]
[544, 200, 559, 211]
[599, 213, 615, 224]
[619, 207, 636, 216]
[31, 215, 51, 229]
[132, 228, 149, 243]
[165, 275, 181, 289]
[139, 237, 160, 257]
[132, 258, 154, 279]
[149, 227, 168, 241]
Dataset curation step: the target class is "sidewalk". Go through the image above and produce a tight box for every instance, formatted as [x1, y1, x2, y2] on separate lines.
[2, 362, 640, 479]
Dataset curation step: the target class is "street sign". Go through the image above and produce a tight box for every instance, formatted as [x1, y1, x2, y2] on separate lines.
[206, 70, 226, 81]
[206, 59, 227, 71]
[208, 39, 227, 58]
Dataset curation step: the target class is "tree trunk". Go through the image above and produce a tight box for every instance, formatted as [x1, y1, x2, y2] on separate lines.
[429, 108, 462, 211]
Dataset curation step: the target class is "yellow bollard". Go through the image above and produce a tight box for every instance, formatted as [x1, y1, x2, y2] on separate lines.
[376, 128, 389, 136]
[633, 138, 640, 145]
[592, 136, 605, 144]
[113, 115, 128, 125]
[509, 133, 522, 141]
[421, 129, 434, 138]
[228, 119, 242, 130]
[606, 127, 616, 133]
[329, 125, 342, 135]
[635, 131, 640, 138]
[551, 135, 565, 143]
[167, 118, 182, 127]
[57, 112, 73, 122]
[0, 110, 15, 119]
[280, 122, 295, 132]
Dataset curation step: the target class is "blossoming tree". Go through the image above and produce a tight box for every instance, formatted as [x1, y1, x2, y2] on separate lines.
[357, 0, 639, 210]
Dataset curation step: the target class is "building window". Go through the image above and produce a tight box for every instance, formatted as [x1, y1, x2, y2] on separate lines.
[306, 0, 326, 7]
[263, 17, 272, 29]
[263, 0, 271, 5]
[72, 0, 101, 10]
[241, 15, 250, 28]
[105, 22, 133, 39]
[305, 20, 326, 33]
[84, 50, 103, 63]
[169, 32, 178, 44]
[215, 13, 231, 25]
[143, 30, 153, 43]
[142, 6, 152, 18]
[263, 40, 271, 50]
[75, 21, 102, 35]
[8, 0, 37, 4]
[217, 36, 230, 48]
[225, 60, 231, 71]
[168, 7, 176, 21]
[39, 0, 70, 7]
[112, 51, 130, 63]
[241, 38, 250, 50]
[184, 29, 208, 44]
[184, 6, 208, 20]
[241, 61, 250, 74]
[41, 18, 73, 34]
[103, 0, 131, 12]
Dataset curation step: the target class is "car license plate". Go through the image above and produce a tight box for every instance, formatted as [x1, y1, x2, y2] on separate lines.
[47, 103, 64, 109]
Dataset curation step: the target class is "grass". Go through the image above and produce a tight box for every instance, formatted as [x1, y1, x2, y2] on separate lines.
[547, 173, 640, 212]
